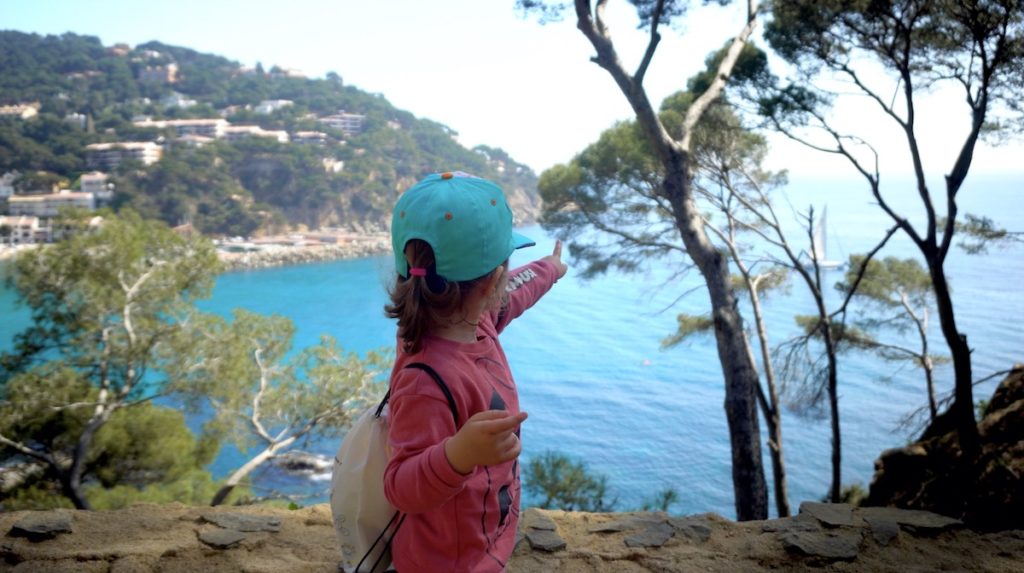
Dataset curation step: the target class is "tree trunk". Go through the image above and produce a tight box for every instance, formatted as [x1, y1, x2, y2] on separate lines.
[569, 0, 766, 520]
[211, 438, 295, 506]
[60, 472, 91, 510]
[826, 330, 841, 503]
[927, 258, 978, 458]
[810, 285, 841, 503]
[747, 283, 790, 517]
[64, 414, 112, 510]
[664, 165, 768, 521]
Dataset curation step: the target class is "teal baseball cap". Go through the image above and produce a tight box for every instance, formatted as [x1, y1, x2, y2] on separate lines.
[392, 171, 535, 282]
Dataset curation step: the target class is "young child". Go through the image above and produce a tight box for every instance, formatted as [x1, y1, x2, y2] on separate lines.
[383, 171, 566, 572]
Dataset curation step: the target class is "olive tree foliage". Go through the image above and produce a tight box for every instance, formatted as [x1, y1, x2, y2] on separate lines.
[759, 0, 1024, 459]
[0, 210, 220, 509]
[166, 309, 389, 506]
[521, 0, 770, 520]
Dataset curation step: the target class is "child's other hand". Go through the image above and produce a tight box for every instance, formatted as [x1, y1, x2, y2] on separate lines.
[445, 410, 528, 474]
[542, 240, 568, 279]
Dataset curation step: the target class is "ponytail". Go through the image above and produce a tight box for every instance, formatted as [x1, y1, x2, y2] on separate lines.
[384, 240, 491, 353]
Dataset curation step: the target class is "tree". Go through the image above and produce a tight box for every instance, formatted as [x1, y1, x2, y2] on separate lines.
[524, 0, 769, 520]
[167, 309, 389, 506]
[761, 0, 1024, 460]
[683, 96, 795, 517]
[524, 450, 616, 512]
[0, 400, 221, 511]
[685, 106, 896, 504]
[0, 210, 220, 509]
[547, 92, 795, 516]
[837, 256, 947, 425]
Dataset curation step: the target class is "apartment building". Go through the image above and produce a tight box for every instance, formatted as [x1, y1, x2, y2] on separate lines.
[0, 215, 44, 245]
[139, 63, 179, 83]
[85, 142, 163, 170]
[318, 111, 365, 136]
[221, 125, 289, 143]
[0, 103, 40, 119]
[133, 118, 228, 138]
[292, 131, 329, 145]
[8, 190, 95, 218]
[80, 172, 113, 202]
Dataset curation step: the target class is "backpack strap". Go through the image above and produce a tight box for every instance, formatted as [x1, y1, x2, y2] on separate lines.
[375, 362, 459, 426]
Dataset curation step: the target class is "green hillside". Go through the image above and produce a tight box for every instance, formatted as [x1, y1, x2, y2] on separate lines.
[0, 30, 540, 236]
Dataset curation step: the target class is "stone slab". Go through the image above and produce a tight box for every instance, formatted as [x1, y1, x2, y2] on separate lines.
[525, 529, 566, 552]
[624, 522, 675, 548]
[521, 508, 557, 531]
[800, 502, 855, 527]
[198, 529, 247, 549]
[200, 512, 281, 533]
[9, 512, 73, 540]
[857, 507, 962, 534]
[780, 530, 862, 562]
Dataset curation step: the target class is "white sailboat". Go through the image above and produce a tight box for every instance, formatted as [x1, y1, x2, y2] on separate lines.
[810, 206, 844, 270]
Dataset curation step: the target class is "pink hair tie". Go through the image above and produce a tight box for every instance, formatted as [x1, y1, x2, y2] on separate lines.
[409, 267, 427, 277]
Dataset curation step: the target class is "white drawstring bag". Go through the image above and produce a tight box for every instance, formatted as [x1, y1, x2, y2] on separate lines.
[330, 363, 458, 573]
[330, 401, 401, 573]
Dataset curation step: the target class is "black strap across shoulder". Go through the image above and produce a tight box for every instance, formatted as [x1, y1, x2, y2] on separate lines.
[375, 362, 459, 426]
[357, 363, 459, 572]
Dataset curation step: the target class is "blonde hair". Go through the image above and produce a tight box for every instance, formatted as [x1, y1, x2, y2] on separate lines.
[385, 239, 497, 354]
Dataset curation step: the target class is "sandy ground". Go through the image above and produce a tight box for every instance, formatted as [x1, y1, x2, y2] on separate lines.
[2, 503, 1022, 572]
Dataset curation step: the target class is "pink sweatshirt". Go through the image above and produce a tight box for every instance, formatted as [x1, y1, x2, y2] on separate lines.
[383, 260, 559, 572]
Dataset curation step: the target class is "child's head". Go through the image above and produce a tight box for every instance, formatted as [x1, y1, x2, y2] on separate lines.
[386, 171, 535, 351]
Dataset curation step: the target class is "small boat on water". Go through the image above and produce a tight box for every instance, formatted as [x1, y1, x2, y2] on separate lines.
[808, 206, 844, 270]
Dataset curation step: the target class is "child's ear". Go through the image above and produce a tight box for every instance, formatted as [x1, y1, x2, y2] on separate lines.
[483, 264, 506, 293]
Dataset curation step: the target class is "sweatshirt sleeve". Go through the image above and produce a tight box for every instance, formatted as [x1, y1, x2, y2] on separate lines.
[383, 370, 468, 514]
[491, 259, 560, 334]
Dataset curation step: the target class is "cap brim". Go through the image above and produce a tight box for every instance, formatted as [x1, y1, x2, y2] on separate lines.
[511, 231, 535, 250]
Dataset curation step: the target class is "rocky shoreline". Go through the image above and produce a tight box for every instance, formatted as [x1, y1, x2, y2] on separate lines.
[216, 238, 390, 272]
[2, 502, 1022, 572]
[1, 236, 392, 272]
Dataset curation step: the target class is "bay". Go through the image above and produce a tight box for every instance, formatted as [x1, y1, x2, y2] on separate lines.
[1, 174, 1021, 518]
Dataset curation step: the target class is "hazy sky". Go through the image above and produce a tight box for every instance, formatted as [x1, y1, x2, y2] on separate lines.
[3, 0, 1022, 180]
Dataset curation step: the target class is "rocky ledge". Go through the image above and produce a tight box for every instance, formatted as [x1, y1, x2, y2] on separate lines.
[2, 502, 1022, 572]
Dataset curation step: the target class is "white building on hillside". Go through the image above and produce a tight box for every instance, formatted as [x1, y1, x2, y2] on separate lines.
[319, 111, 365, 136]
[80, 172, 113, 202]
[0, 215, 44, 245]
[221, 125, 289, 143]
[0, 103, 39, 119]
[139, 63, 178, 83]
[133, 118, 228, 138]
[255, 99, 293, 114]
[8, 190, 95, 218]
[85, 142, 163, 170]
[293, 131, 329, 145]
[160, 91, 196, 109]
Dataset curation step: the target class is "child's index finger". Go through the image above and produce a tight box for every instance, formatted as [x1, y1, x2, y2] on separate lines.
[552, 240, 562, 259]
[478, 410, 528, 434]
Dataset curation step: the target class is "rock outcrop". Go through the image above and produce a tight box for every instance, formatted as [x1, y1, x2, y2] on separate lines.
[2, 502, 1022, 572]
[866, 365, 1024, 531]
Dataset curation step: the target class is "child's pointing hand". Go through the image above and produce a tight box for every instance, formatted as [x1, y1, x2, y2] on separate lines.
[445, 410, 528, 475]
[542, 240, 568, 279]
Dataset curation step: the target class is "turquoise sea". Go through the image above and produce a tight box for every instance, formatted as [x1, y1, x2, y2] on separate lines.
[2, 174, 1021, 518]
